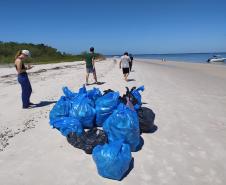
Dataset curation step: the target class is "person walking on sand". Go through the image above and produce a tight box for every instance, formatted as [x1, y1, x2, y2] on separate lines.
[129, 54, 133, 71]
[84, 47, 98, 85]
[14, 50, 33, 109]
[119, 52, 131, 82]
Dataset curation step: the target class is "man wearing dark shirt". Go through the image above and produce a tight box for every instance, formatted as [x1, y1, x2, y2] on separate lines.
[84, 47, 98, 85]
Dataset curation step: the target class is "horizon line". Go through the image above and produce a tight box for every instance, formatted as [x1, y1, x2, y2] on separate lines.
[105, 51, 226, 56]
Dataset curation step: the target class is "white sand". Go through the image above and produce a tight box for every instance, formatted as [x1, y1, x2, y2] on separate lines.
[0, 59, 226, 185]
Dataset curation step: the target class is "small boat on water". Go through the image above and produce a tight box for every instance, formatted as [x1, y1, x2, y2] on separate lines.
[207, 55, 226, 63]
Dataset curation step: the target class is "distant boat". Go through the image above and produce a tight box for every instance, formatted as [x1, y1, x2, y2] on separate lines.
[207, 55, 226, 63]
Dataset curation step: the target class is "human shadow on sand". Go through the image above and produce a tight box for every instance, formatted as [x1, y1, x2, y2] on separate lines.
[138, 107, 158, 134]
[141, 102, 148, 105]
[86, 82, 106, 86]
[31, 101, 57, 108]
[127, 79, 136, 82]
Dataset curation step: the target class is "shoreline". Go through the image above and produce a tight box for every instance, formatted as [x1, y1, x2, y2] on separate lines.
[1, 57, 225, 69]
[134, 57, 226, 65]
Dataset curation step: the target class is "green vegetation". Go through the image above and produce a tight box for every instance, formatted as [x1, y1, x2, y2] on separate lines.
[0, 41, 105, 64]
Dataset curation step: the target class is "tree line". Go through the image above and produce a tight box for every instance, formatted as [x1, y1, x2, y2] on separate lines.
[0, 41, 105, 64]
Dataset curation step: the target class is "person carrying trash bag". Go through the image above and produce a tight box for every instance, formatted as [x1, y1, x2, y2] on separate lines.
[95, 91, 120, 127]
[92, 140, 132, 180]
[103, 103, 141, 152]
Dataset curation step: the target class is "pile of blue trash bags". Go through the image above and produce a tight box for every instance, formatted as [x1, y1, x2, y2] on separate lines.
[49, 85, 150, 180]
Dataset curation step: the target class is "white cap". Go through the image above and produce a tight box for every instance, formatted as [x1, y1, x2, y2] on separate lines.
[21, 50, 31, 57]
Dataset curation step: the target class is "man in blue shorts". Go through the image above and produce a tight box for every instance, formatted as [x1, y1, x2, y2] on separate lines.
[84, 47, 98, 85]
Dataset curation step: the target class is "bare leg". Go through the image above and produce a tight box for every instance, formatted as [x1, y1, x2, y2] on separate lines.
[86, 73, 89, 84]
[125, 73, 129, 81]
[123, 74, 128, 81]
[93, 71, 98, 83]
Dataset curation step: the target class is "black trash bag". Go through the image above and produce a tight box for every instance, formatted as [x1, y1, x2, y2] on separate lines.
[126, 87, 139, 106]
[67, 128, 108, 154]
[103, 89, 114, 95]
[119, 87, 141, 108]
[138, 107, 156, 133]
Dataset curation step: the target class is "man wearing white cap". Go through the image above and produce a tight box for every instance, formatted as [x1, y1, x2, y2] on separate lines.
[14, 50, 33, 108]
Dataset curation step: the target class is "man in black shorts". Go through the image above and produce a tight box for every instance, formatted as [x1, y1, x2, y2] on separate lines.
[119, 52, 131, 81]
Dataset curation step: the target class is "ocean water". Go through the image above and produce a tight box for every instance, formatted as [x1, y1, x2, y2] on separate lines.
[110, 53, 226, 64]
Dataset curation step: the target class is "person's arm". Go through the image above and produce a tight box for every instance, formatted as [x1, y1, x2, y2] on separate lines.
[26, 64, 33, 70]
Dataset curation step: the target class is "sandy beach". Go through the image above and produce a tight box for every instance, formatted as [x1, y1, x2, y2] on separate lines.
[0, 59, 226, 185]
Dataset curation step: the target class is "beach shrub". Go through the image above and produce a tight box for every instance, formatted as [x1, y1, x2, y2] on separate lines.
[0, 41, 105, 64]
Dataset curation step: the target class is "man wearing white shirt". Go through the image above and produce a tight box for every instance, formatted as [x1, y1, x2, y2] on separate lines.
[119, 52, 131, 82]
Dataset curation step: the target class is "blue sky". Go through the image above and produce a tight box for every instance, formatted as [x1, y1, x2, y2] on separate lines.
[0, 0, 226, 54]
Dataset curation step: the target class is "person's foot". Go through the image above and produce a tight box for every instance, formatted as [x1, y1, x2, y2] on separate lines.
[22, 105, 31, 109]
[23, 102, 36, 109]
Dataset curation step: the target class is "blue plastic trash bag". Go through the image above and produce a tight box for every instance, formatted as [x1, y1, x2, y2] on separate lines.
[92, 140, 132, 180]
[103, 103, 140, 151]
[79, 85, 87, 94]
[87, 87, 102, 101]
[131, 86, 144, 110]
[95, 91, 119, 126]
[49, 96, 71, 127]
[69, 94, 96, 128]
[52, 117, 83, 136]
[62, 86, 77, 99]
